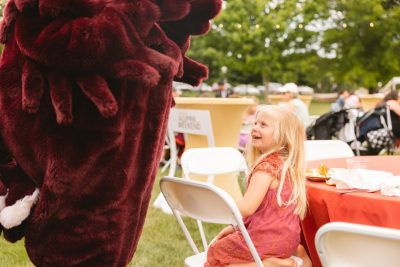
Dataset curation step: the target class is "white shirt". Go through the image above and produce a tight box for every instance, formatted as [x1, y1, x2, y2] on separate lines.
[290, 98, 309, 126]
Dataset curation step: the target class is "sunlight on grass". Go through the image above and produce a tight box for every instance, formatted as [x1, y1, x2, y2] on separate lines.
[0, 239, 33, 267]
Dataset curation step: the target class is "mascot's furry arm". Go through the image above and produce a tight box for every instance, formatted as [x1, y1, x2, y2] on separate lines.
[0, 0, 221, 265]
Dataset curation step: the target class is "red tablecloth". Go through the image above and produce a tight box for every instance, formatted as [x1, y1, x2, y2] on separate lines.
[302, 156, 400, 267]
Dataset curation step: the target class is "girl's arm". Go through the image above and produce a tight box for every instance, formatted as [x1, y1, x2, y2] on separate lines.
[215, 225, 235, 240]
[236, 171, 274, 218]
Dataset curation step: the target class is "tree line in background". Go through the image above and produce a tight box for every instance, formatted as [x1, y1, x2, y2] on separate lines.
[188, 0, 400, 92]
[0, 0, 399, 92]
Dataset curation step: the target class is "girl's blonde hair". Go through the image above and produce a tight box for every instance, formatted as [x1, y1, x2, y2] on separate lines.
[245, 105, 307, 219]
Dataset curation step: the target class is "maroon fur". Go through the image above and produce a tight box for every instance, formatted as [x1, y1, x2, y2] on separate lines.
[0, 0, 221, 266]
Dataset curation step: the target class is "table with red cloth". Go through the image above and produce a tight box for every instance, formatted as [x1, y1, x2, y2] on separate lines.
[302, 156, 400, 267]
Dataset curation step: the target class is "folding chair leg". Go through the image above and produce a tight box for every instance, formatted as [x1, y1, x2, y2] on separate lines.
[197, 220, 208, 250]
[160, 159, 171, 173]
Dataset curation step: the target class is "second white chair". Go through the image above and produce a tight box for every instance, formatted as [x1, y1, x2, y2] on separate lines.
[181, 147, 248, 184]
[305, 140, 354, 161]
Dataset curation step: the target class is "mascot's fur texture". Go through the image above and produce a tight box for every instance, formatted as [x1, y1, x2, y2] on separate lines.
[0, 0, 221, 265]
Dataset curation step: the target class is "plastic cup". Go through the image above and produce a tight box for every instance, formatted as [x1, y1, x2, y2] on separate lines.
[346, 158, 369, 170]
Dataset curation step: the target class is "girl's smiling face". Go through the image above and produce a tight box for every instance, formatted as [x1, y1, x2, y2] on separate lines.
[251, 112, 276, 153]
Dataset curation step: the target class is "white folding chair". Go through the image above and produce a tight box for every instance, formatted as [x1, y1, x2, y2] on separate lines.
[315, 222, 400, 267]
[154, 108, 215, 213]
[160, 177, 303, 267]
[180, 147, 248, 249]
[305, 140, 354, 161]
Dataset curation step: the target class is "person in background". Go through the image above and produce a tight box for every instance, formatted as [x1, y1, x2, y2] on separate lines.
[280, 83, 309, 127]
[238, 98, 259, 149]
[215, 81, 228, 98]
[378, 90, 400, 139]
[205, 105, 311, 267]
[345, 91, 361, 109]
[331, 90, 349, 111]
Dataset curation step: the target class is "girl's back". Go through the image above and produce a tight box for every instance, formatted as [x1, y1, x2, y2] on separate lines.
[243, 152, 300, 258]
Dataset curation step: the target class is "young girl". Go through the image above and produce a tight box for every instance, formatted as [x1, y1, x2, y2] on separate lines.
[205, 105, 308, 267]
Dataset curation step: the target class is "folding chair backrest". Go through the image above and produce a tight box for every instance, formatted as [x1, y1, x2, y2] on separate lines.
[168, 108, 215, 147]
[165, 108, 215, 177]
[316, 222, 400, 267]
[305, 140, 354, 161]
[181, 147, 248, 181]
[160, 177, 263, 267]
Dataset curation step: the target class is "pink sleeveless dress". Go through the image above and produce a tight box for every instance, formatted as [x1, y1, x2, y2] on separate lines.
[205, 152, 301, 267]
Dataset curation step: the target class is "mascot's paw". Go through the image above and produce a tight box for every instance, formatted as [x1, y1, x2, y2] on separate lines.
[0, 188, 39, 229]
[75, 75, 119, 118]
[21, 60, 45, 114]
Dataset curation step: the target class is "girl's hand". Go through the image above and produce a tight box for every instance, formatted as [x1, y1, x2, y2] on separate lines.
[215, 225, 235, 240]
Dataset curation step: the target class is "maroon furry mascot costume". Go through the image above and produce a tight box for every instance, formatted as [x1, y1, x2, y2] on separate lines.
[0, 0, 221, 265]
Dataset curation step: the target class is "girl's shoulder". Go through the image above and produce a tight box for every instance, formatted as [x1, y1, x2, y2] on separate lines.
[252, 152, 283, 176]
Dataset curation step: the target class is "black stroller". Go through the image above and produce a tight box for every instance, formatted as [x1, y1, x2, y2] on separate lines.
[354, 104, 397, 155]
[306, 109, 354, 140]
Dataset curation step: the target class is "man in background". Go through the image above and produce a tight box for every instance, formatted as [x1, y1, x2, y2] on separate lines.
[280, 83, 309, 126]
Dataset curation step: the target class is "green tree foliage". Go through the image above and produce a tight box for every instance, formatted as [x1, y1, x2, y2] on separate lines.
[188, 0, 400, 91]
[321, 0, 400, 90]
[189, 0, 322, 87]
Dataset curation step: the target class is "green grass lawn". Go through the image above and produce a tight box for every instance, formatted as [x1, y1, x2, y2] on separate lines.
[308, 100, 331, 115]
[0, 100, 330, 267]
